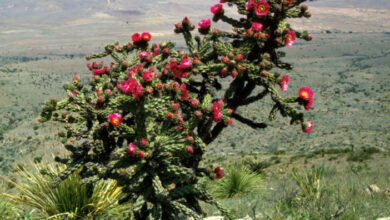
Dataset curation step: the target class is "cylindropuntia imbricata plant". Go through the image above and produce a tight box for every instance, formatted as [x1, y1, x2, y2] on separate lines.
[40, 0, 315, 219]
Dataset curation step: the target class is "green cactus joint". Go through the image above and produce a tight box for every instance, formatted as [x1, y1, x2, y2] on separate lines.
[41, 0, 315, 219]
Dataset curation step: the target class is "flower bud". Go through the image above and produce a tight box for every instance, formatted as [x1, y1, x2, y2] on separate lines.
[166, 112, 174, 120]
[105, 89, 112, 97]
[97, 96, 105, 103]
[220, 67, 228, 76]
[195, 111, 203, 118]
[163, 48, 170, 55]
[236, 54, 243, 61]
[140, 138, 149, 147]
[221, 56, 228, 63]
[186, 146, 194, 154]
[127, 143, 137, 156]
[229, 60, 236, 67]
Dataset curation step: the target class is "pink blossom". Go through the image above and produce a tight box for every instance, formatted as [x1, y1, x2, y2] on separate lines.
[299, 87, 313, 101]
[92, 68, 107, 75]
[122, 79, 143, 98]
[142, 72, 154, 82]
[211, 102, 222, 122]
[132, 33, 142, 43]
[198, 19, 211, 30]
[138, 51, 149, 60]
[210, 4, 223, 14]
[127, 143, 137, 156]
[280, 75, 289, 91]
[170, 63, 185, 78]
[284, 30, 296, 47]
[180, 58, 192, 69]
[245, 0, 254, 10]
[304, 98, 313, 111]
[108, 113, 122, 126]
[152, 44, 159, 57]
[180, 83, 189, 101]
[251, 22, 263, 32]
[254, 0, 270, 16]
[72, 90, 77, 97]
[141, 32, 152, 42]
[73, 73, 79, 79]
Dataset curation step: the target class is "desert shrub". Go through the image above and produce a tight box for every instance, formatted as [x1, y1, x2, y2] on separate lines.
[291, 165, 324, 201]
[212, 166, 262, 199]
[245, 158, 271, 174]
[273, 149, 286, 155]
[362, 146, 381, 154]
[3, 163, 128, 219]
[347, 151, 372, 162]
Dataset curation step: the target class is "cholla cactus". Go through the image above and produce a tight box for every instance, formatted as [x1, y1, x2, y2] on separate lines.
[40, 0, 314, 219]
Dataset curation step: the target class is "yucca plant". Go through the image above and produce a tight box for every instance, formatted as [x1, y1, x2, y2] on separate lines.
[245, 158, 272, 174]
[2, 162, 129, 219]
[212, 166, 262, 199]
[291, 165, 324, 201]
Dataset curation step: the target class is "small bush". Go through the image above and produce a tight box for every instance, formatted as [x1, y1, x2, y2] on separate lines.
[212, 166, 262, 199]
[347, 151, 372, 162]
[3, 163, 129, 219]
[245, 158, 271, 174]
[291, 165, 324, 201]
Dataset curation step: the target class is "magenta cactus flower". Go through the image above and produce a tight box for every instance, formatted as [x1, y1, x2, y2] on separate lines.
[131, 32, 142, 43]
[127, 143, 137, 156]
[280, 75, 289, 91]
[211, 4, 223, 14]
[142, 71, 154, 82]
[180, 57, 192, 69]
[141, 32, 152, 42]
[254, 0, 270, 16]
[246, 0, 254, 10]
[108, 113, 122, 126]
[299, 87, 314, 101]
[180, 83, 189, 101]
[198, 18, 211, 30]
[251, 22, 263, 32]
[304, 98, 313, 111]
[284, 30, 296, 47]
